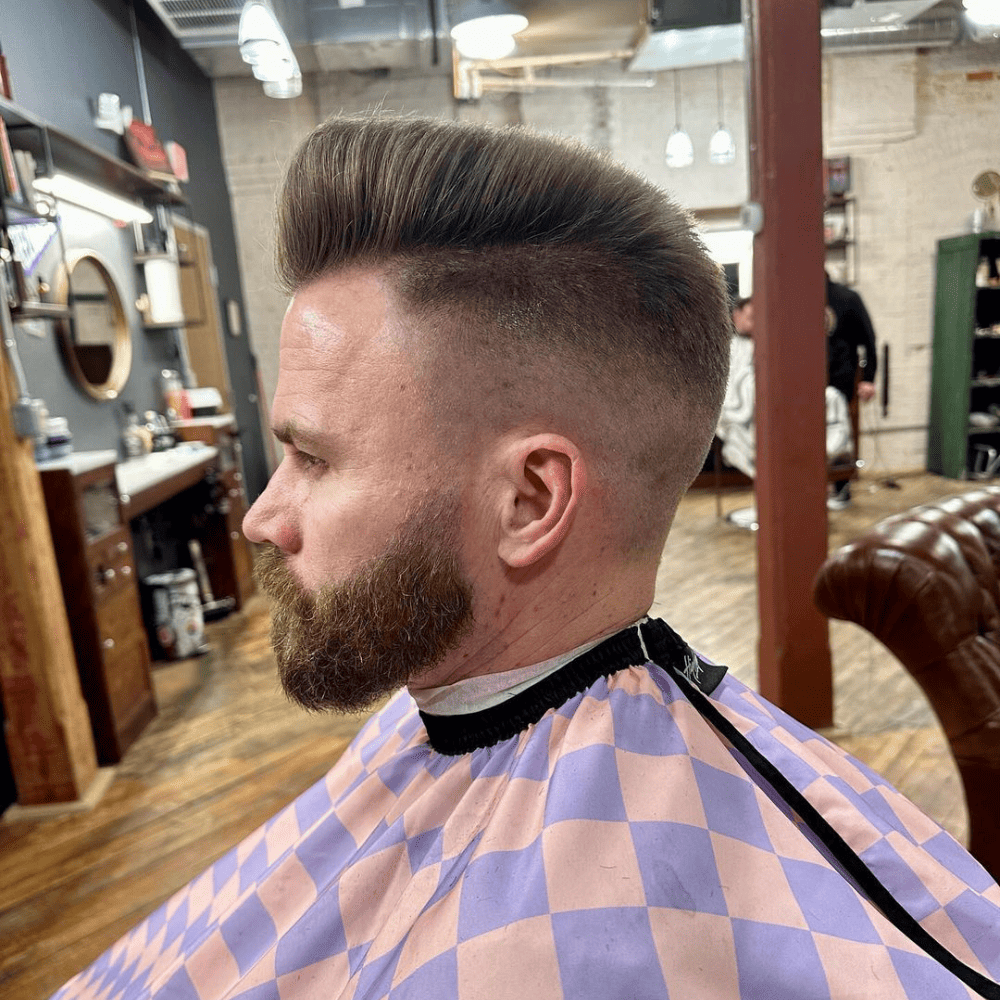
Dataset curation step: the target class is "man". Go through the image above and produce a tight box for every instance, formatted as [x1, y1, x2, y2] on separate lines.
[717, 297, 854, 490]
[826, 271, 878, 509]
[53, 114, 1000, 1000]
[716, 297, 756, 479]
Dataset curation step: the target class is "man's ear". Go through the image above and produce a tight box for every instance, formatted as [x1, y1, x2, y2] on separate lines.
[496, 434, 585, 570]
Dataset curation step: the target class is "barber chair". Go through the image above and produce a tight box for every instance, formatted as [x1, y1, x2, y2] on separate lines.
[812, 488, 1000, 880]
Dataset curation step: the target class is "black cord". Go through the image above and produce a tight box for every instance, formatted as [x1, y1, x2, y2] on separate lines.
[659, 646, 1000, 1000]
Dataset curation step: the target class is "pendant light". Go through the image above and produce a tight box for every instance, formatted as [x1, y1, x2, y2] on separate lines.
[709, 65, 736, 166]
[450, 0, 528, 60]
[665, 70, 694, 169]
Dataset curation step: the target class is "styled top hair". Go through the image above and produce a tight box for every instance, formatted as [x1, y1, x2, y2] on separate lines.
[275, 112, 731, 554]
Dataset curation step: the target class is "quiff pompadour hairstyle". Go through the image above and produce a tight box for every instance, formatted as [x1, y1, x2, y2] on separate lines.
[276, 112, 731, 554]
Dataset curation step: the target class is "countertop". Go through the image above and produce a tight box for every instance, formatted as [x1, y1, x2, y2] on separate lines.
[35, 449, 119, 476]
[115, 443, 218, 499]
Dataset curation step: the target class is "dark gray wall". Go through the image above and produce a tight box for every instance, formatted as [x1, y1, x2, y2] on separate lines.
[1, 0, 268, 500]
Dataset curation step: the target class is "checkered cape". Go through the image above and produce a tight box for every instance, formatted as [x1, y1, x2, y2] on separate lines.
[53, 662, 1000, 999]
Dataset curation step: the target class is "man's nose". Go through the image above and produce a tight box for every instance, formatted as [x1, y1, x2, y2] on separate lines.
[243, 475, 301, 553]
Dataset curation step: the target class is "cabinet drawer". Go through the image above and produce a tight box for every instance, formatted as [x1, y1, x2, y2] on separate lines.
[87, 527, 137, 602]
[94, 585, 151, 723]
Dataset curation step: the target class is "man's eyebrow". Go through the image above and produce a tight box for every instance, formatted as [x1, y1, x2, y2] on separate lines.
[273, 421, 324, 452]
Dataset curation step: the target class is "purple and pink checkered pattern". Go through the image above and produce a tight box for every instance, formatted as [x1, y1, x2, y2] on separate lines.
[53, 663, 1000, 999]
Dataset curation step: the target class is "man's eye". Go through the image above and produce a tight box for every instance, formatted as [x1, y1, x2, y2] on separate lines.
[292, 450, 326, 472]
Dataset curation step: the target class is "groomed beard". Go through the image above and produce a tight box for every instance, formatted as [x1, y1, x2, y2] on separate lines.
[254, 496, 474, 713]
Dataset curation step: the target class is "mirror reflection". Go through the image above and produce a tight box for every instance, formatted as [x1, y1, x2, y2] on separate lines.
[56, 250, 131, 401]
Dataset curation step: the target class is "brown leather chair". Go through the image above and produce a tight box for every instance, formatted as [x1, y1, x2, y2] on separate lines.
[812, 487, 1000, 880]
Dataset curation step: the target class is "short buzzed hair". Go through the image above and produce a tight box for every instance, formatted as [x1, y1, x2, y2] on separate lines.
[275, 112, 731, 554]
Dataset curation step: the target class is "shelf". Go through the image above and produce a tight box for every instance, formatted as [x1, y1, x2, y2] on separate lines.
[133, 252, 178, 264]
[825, 239, 853, 252]
[968, 426, 1000, 436]
[142, 320, 188, 331]
[2, 197, 55, 222]
[12, 300, 70, 320]
[972, 377, 1000, 387]
[0, 95, 186, 208]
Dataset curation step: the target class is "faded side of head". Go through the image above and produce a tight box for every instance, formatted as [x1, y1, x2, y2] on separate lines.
[275, 112, 731, 555]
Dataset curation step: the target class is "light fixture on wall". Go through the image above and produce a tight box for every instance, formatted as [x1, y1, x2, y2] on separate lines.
[665, 70, 694, 169]
[708, 65, 736, 166]
[238, 0, 302, 99]
[32, 173, 154, 225]
[450, 0, 528, 60]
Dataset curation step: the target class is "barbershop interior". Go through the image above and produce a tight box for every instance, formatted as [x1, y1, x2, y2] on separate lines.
[1, 0, 999, 993]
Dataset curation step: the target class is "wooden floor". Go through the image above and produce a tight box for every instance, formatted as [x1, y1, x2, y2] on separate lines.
[0, 471, 973, 999]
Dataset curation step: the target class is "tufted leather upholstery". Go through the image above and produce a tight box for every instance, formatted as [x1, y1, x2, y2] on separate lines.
[813, 488, 1000, 880]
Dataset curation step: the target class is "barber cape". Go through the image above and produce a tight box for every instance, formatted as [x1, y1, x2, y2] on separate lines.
[53, 620, 1000, 1000]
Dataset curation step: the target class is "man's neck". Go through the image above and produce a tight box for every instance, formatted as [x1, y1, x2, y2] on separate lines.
[408, 565, 655, 691]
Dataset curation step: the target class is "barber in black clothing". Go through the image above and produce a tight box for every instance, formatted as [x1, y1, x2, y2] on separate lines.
[826, 270, 877, 508]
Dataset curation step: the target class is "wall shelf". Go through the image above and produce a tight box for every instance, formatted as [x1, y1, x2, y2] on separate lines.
[0, 95, 186, 208]
[12, 300, 70, 320]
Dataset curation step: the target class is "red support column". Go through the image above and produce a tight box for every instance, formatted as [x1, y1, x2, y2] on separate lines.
[747, 0, 834, 726]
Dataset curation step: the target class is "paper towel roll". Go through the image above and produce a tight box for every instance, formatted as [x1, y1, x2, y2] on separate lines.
[144, 258, 184, 325]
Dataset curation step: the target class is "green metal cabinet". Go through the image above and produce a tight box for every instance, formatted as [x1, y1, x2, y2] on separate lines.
[928, 231, 1000, 478]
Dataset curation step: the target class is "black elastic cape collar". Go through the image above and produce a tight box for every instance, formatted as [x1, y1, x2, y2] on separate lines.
[419, 617, 726, 756]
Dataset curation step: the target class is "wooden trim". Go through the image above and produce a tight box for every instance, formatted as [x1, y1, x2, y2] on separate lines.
[748, 0, 834, 727]
[0, 324, 99, 804]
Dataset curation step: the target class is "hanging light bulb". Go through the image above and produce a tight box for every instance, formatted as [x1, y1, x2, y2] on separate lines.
[963, 0, 1000, 28]
[666, 71, 694, 169]
[709, 65, 736, 166]
[450, 0, 528, 60]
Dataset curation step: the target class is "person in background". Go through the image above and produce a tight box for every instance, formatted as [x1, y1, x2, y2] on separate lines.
[826, 270, 877, 510]
[52, 114, 999, 1000]
[716, 296, 756, 479]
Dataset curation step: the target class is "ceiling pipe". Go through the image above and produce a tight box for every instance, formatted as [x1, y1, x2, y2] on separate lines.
[821, 15, 962, 51]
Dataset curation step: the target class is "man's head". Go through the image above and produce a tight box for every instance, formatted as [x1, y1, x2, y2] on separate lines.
[732, 297, 754, 337]
[245, 112, 732, 707]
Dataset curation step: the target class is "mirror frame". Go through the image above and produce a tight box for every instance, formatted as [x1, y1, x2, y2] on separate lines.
[55, 249, 132, 401]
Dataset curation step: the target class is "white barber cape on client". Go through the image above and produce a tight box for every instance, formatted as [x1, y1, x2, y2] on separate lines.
[54, 620, 1000, 1000]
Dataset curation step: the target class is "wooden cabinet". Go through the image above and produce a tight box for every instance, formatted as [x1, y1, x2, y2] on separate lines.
[174, 419, 256, 610]
[40, 459, 156, 764]
[928, 232, 1000, 479]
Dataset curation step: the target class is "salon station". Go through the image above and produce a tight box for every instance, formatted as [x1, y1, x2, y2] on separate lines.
[0, 20, 269, 813]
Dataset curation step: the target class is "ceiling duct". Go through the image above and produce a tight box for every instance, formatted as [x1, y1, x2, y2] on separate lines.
[631, 0, 962, 71]
[820, 0, 962, 52]
[144, 0, 449, 76]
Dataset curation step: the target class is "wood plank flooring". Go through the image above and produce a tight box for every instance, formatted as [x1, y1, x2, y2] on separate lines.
[0, 471, 974, 999]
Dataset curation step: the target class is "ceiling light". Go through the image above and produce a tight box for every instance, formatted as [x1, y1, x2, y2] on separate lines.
[666, 71, 693, 169]
[32, 173, 154, 224]
[709, 65, 736, 166]
[239, 1, 302, 99]
[263, 74, 303, 99]
[964, 0, 1000, 26]
[450, 0, 528, 60]
[709, 127, 736, 166]
[666, 129, 694, 169]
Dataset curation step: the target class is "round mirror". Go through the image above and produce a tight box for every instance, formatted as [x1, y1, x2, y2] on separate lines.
[55, 250, 131, 401]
